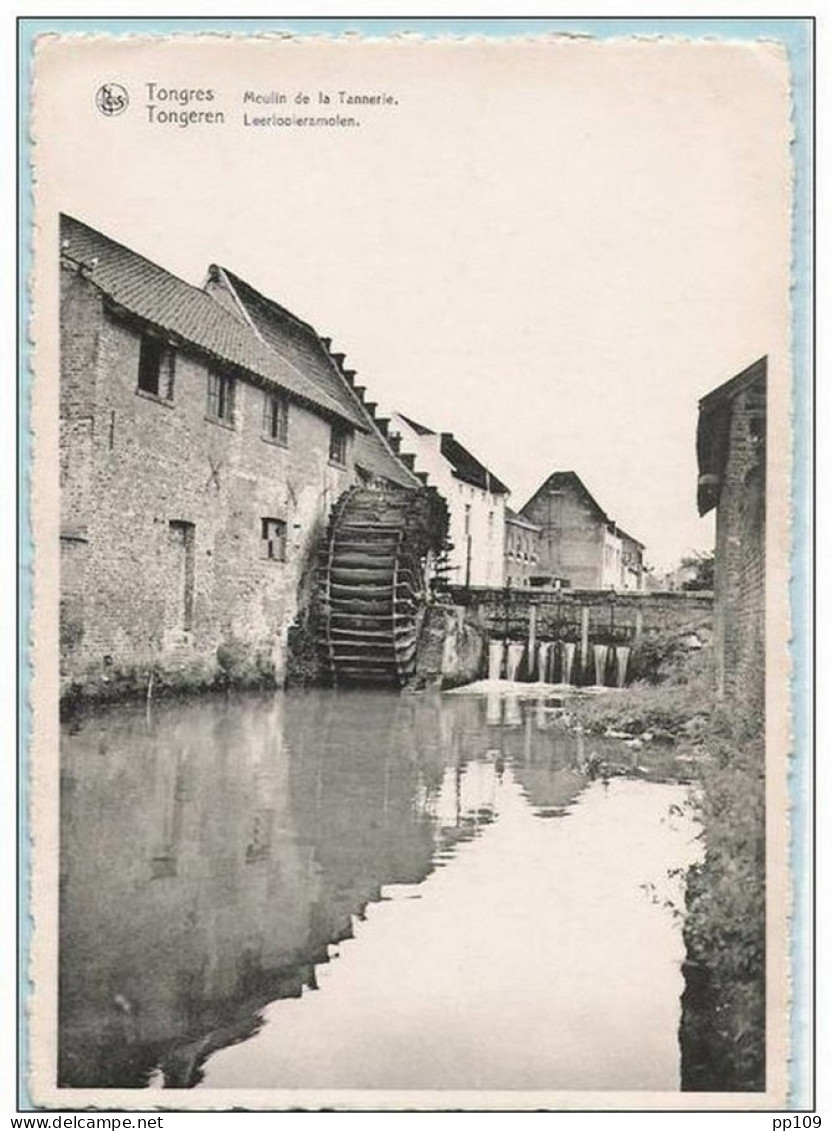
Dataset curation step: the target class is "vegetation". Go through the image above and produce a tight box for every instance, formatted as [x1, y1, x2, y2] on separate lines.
[568, 635, 765, 1091]
[569, 636, 715, 737]
[680, 549, 716, 591]
[681, 720, 765, 1090]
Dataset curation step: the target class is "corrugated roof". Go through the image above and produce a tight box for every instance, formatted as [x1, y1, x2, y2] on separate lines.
[60, 214, 365, 430]
[215, 267, 420, 489]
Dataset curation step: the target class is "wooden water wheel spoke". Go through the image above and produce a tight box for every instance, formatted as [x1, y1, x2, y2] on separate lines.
[317, 485, 448, 687]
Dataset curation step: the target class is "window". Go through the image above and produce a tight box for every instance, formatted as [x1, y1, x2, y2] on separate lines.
[329, 425, 349, 466]
[263, 391, 289, 445]
[207, 371, 236, 425]
[138, 336, 174, 399]
[261, 517, 287, 562]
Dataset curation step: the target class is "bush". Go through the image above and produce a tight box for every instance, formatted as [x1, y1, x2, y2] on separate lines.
[628, 629, 688, 683]
[682, 727, 765, 1089]
[569, 652, 716, 737]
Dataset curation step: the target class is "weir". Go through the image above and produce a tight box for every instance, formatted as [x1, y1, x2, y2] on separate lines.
[505, 642, 525, 682]
[452, 587, 712, 690]
[485, 635, 634, 688]
[488, 640, 505, 681]
[537, 641, 552, 684]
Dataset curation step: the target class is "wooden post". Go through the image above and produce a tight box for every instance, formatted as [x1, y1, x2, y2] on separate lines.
[580, 605, 590, 681]
[634, 607, 644, 644]
[528, 604, 537, 679]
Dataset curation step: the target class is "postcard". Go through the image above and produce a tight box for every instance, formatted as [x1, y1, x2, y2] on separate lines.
[21, 19, 812, 1112]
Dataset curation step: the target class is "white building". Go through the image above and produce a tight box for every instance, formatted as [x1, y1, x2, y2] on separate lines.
[391, 414, 509, 587]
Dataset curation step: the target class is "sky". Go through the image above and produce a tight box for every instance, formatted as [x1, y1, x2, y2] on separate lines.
[34, 28, 793, 569]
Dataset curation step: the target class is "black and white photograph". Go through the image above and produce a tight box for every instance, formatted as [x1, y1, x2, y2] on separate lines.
[21, 18, 810, 1112]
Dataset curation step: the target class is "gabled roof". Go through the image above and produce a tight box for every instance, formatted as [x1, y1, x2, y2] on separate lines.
[439, 433, 509, 495]
[617, 528, 645, 551]
[697, 357, 767, 516]
[213, 266, 419, 489]
[521, 471, 610, 525]
[397, 413, 436, 437]
[59, 214, 365, 430]
[521, 471, 645, 549]
[393, 413, 509, 495]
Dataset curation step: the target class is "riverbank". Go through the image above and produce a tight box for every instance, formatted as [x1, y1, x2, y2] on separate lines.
[565, 653, 766, 1091]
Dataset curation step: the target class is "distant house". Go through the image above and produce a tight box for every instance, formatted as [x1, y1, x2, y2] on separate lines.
[519, 471, 644, 591]
[619, 529, 646, 591]
[504, 509, 541, 588]
[59, 214, 418, 696]
[390, 414, 509, 587]
[696, 357, 766, 704]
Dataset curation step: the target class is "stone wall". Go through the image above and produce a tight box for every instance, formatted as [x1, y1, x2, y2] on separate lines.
[59, 268, 354, 701]
[450, 585, 713, 646]
[412, 605, 488, 688]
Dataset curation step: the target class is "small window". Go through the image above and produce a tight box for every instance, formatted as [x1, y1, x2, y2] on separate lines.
[138, 336, 174, 399]
[329, 426, 349, 466]
[263, 391, 289, 445]
[261, 517, 287, 562]
[207, 371, 236, 425]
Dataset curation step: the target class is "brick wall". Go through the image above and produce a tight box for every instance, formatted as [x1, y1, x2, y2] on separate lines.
[713, 385, 766, 709]
[59, 269, 354, 697]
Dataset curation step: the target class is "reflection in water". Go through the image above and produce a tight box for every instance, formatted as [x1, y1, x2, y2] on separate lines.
[59, 690, 697, 1092]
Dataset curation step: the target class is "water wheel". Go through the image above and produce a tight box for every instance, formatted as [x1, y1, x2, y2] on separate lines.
[318, 485, 449, 687]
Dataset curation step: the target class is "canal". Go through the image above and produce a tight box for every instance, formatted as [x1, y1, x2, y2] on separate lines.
[59, 688, 700, 1094]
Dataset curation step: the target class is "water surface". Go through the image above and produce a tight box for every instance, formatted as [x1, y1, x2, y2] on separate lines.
[59, 689, 698, 1092]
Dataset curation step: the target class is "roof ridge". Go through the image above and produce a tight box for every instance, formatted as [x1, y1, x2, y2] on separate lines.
[60, 214, 366, 430]
[218, 265, 320, 339]
[61, 214, 216, 308]
[215, 264, 420, 488]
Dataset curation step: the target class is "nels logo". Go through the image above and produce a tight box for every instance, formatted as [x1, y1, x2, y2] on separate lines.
[95, 82, 129, 117]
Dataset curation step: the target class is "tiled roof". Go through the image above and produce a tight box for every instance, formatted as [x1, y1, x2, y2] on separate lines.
[216, 267, 419, 489]
[439, 433, 509, 495]
[60, 214, 365, 429]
